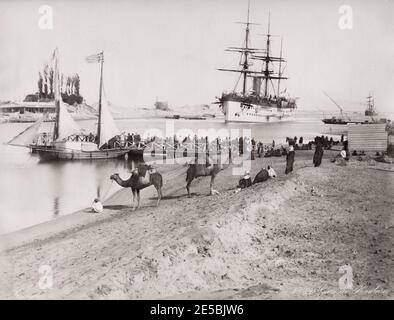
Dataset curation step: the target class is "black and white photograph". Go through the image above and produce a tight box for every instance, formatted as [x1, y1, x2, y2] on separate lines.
[0, 0, 393, 304]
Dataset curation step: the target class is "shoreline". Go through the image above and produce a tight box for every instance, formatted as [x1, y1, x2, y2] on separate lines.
[0, 149, 388, 250]
[1, 150, 393, 299]
[0, 162, 185, 252]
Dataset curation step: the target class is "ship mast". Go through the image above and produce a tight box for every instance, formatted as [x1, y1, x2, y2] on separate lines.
[263, 13, 271, 97]
[277, 37, 283, 97]
[97, 51, 104, 147]
[250, 14, 287, 99]
[53, 48, 60, 141]
[367, 94, 374, 112]
[217, 0, 262, 95]
[242, 1, 251, 95]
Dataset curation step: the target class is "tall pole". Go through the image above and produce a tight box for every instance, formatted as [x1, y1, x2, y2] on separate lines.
[277, 37, 283, 98]
[264, 12, 271, 97]
[53, 48, 60, 141]
[242, 0, 251, 95]
[97, 51, 104, 147]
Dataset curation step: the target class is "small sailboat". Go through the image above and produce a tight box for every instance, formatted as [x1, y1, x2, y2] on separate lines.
[11, 49, 129, 160]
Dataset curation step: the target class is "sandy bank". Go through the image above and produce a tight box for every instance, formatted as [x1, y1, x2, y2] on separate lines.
[0, 150, 393, 299]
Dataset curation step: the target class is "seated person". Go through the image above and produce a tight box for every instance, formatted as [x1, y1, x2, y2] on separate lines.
[238, 171, 252, 189]
[267, 165, 276, 178]
[91, 198, 103, 213]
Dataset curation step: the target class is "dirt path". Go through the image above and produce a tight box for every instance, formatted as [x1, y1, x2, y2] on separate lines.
[0, 152, 393, 299]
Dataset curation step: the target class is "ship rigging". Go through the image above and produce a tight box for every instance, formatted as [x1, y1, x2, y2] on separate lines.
[216, 1, 297, 123]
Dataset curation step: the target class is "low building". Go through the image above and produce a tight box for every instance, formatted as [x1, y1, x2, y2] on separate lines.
[0, 101, 55, 114]
[347, 123, 388, 152]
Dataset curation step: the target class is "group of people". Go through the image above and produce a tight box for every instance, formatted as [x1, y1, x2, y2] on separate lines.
[238, 134, 349, 191]
[237, 165, 277, 190]
[100, 132, 143, 149]
[35, 132, 53, 146]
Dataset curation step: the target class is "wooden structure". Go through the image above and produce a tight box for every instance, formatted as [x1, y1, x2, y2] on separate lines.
[347, 123, 388, 152]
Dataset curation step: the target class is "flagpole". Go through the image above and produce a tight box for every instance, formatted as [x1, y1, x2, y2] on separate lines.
[53, 48, 60, 141]
[97, 51, 104, 147]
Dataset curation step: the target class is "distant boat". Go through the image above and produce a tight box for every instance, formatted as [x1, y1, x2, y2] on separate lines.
[364, 94, 378, 117]
[8, 49, 129, 161]
[322, 117, 350, 125]
[182, 116, 206, 120]
[165, 115, 180, 119]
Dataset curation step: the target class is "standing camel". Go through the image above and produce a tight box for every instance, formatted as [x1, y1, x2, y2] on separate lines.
[186, 163, 223, 197]
[110, 164, 163, 210]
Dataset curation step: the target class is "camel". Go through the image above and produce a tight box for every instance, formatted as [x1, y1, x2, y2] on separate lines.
[110, 164, 163, 210]
[186, 163, 223, 197]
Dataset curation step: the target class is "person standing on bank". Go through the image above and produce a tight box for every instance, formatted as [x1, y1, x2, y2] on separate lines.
[313, 137, 324, 167]
[285, 145, 295, 174]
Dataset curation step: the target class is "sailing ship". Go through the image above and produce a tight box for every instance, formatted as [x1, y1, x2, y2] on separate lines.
[216, 3, 297, 123]
[8, 49, 129, 160]
[364, 94, 378, 117]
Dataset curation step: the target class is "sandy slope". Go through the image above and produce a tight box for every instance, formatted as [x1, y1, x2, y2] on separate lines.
[0, 151, 393, 299]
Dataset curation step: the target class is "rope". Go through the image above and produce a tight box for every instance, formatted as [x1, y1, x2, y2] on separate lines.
[99, 180, 114, 202]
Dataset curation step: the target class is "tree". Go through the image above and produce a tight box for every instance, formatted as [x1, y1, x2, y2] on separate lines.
[37, 72, 43, 98]
[61, 74, 65, 94]
[43, 64, 49, 98]
[66, 76, 71, 95]
[74, 74, 80, 96]
[48, 67, 54, 99]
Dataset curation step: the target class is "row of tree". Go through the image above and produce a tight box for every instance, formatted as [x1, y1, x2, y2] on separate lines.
[24, 65, 84, 105]
[36, 64, 81, 99]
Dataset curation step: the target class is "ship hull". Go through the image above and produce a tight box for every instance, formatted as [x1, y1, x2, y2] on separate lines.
[35, 141, 129, 161]
[223, 100, 295, 123]
[36, 148, 129, 161]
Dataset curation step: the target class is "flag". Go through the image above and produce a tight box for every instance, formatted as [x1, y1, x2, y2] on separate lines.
[86, 52, 103, 63]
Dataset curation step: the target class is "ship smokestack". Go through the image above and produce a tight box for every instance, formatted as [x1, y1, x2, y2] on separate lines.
[253, 77, 261, 95]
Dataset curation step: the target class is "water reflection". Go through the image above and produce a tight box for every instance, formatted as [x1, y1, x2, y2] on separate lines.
[53, 197, 60, 217]
[0, 150, 139, 234]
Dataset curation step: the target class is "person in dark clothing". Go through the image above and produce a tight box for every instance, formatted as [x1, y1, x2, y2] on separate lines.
[257, 142, 263, 157]
[285, 146, 295, 174]
[299, 136, 303, 145]
[313, 137, 324, 167]
[251, 138, 256, 148]
[287, 137, 295, 147]
[342, 140, 350, 160]
[239, 137, 244, 155]
[341, 134, 344, 143]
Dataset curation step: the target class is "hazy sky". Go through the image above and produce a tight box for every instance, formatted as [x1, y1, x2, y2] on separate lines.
[0, 0, 393, 112]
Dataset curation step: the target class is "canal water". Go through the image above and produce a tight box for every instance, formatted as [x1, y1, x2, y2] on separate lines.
[0, 112, 339, 234]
